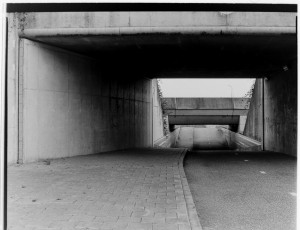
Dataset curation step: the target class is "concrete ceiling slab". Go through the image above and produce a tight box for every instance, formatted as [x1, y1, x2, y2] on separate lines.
[29, 33, 296, 78]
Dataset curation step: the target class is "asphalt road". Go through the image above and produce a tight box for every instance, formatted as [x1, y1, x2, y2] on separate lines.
[184, 151, 296, 230]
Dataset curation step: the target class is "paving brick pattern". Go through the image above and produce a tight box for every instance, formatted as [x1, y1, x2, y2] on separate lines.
[8, 148, 196, 230]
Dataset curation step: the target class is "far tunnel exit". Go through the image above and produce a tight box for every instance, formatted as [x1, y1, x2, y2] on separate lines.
[157, 78, 263, 151]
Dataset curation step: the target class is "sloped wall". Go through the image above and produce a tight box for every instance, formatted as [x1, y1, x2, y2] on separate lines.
[243, 79, 263, 142]
[152, 81, 164, 143]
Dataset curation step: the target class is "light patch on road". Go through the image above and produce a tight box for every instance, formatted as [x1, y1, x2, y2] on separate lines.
[289, 192, 297, 197]
[260, 171, 266, 174]
[244, 160, 249, 162]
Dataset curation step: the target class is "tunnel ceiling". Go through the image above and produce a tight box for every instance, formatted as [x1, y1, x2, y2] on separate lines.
[32, 33, 297, 78]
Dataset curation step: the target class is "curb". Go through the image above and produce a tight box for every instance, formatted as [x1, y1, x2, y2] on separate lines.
[178, 148, 203, 230]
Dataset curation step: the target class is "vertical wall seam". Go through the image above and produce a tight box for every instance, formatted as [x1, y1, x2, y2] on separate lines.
[17, 38, 24, 163]
[262, 78, 265, 151]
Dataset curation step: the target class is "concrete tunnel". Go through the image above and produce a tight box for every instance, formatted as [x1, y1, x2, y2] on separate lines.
[6, 5, 297, 164]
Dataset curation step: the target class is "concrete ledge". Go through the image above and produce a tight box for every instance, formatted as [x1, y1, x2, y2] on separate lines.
[221, 128, 262, 151]
[154, 128, 181, 148]
[20, 26, 295, 38]
[153, 136, 167, 147]
[178, 148, 203, 230]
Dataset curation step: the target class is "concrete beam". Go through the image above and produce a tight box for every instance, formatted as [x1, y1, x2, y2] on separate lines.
[17, 12, 296, 39]
[163, 98, 250, 110]
[165, 109, 248, 116]
[21, 26, 295, 38]
[168, 115, 239, 125]
[19, 12, 296, 30]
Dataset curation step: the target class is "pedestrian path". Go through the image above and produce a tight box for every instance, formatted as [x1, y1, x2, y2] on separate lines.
[8, 148, 201, 230]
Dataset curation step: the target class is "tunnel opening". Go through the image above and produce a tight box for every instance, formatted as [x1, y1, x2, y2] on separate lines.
[6, 8, 297, 230]
[158, 78, 262, 152]
[7, 10, 296, 162]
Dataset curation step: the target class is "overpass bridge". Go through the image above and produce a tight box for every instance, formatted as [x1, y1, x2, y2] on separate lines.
[163, 98, 250, 132]
[5, 3, 297, 165]
[3, 3, 297, 230]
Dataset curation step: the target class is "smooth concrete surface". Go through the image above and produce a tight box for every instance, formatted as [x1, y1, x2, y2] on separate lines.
[264, 61, 297, 157]
[193, 128, 228, 150]
[175, 127, 229, 150]
[8, 148, 199, 230]
[7, 14, 20, 164]
[244, 62, 297, 156]
[243, 79, 263, 142]
[184, 151, 296, 230]
[237, 115, 247, 134]
[222, 128, 261, 151]
[17, 39, 155, 163]
[174, 127, 260, 151]
[175, 127, 194, 149]
[152, 81, 164, 143]
[20, 12, 296, 34]
[154, 128, 180, 148]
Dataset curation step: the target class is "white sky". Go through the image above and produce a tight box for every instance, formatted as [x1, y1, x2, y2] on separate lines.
[159, 78, 255, 98]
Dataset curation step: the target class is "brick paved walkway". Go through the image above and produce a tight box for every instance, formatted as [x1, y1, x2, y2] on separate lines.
[8, 148, 200, 230]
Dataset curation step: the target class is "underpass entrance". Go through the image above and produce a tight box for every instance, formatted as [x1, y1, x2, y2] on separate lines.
[5, 5, 297, 230]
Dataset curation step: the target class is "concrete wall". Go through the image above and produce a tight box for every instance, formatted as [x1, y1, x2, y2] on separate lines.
[222, 128, 261, 151]
[243, 79, 263, 141]
[244, 66, 297, 156]
[7, 14, 20, 163]
[12, 39, 153, 163]
[153, 128, 180, 148]
[264, 62, 297, 156]
[237, 115, 247, 134]
[152, 81, 164, 143]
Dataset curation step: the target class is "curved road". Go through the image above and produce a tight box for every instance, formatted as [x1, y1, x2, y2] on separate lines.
[179, 127, 297, 230]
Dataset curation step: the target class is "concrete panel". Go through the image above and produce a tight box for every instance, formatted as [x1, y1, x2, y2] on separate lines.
[152, 80, 164, 143]
[24, 43, 39, 89]
[237, 115, 247, 134]
[22, 12, 295, 30]
[19, 39, 154, 163]
[7, 14, 20, 163]
[37, 46, 69, 92]
[264, 62, 297, 156]
[244, 66, 297, 157]
[23, 90, 39, 162]
[243, 79, 263, 142]
[227, 12, 296, 27]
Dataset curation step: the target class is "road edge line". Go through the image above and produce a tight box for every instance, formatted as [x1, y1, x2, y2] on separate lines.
[178, 148, 203, 230]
